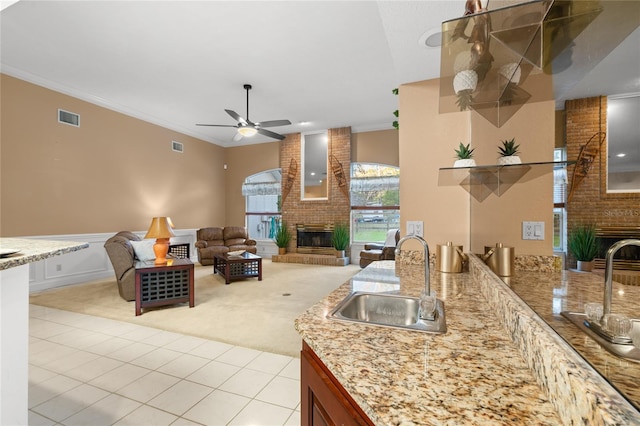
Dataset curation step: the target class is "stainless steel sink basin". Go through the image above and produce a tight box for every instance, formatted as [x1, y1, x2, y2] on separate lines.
[328, 292, 447, 334]
[561, 311, 640, 363]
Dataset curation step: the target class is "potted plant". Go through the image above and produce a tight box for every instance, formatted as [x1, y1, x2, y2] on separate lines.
[568, 224, 598, 272]
[274, 222, 291, 255]
[331, 223, 350, 258]
[497, 138, 521, 165]
[453, 142, 476, 168]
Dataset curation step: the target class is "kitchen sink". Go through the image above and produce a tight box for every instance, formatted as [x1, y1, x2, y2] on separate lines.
[561, 311, 640, 363]
[328, 292, 447, 334]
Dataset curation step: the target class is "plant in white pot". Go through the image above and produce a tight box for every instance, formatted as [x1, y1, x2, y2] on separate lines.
[497, 138, 521, 165]
[453, 142, 476, 168]
[568, 224, 598, 272]
[331, 223, 350, 258]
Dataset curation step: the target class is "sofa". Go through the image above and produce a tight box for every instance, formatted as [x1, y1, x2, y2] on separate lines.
[195, 227, 257, 265]
[104, 231, 141, 301]
[359, 229, 400, 268]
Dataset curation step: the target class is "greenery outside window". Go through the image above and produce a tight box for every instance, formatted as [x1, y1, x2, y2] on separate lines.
[351, 163, 400, 243]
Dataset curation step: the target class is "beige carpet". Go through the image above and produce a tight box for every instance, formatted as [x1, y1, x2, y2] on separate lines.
[29, 260, 360, 357]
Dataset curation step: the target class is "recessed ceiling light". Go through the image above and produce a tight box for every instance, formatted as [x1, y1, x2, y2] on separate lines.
[418, 27, 442, 48]
[617, 153, 626, 157]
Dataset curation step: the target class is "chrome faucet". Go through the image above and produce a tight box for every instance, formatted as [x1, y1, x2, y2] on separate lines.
[395, 234, 430, 296]
[603, 239, 640, 316]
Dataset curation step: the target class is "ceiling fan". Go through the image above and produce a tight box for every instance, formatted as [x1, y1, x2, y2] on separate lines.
[197, 84, 291, 141]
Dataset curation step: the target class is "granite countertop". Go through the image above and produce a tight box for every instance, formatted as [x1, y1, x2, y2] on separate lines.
[505, 269, 640, 411]
[0, 237, 89, 270]
[295, 261, 560, 425]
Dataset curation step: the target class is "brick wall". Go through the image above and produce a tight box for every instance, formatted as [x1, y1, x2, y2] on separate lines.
[565, 96, 640, 266]
[280, 127, 351, 254]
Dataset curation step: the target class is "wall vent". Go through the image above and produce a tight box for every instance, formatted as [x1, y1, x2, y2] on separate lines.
[58, 109, 80, 127]
[172, 141, 184, 153]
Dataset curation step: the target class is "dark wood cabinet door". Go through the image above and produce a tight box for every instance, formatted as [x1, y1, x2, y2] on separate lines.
[300, 341, 373, 426]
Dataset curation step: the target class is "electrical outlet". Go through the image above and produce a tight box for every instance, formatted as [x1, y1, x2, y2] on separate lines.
[523, 221, 544, 240]
[407, 221, 424, 237]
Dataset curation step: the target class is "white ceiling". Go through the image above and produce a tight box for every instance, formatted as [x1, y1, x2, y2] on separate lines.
[1, 1, 639, 148]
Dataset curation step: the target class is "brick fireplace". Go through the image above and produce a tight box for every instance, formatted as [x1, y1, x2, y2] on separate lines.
[273, 127, 351, 265]
[566, 97, 640, 281]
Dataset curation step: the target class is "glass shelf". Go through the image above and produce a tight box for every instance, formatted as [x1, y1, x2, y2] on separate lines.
[438, 161, 574, 202]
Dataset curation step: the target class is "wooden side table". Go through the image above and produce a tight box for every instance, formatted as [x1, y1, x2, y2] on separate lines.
[135, 258, 194, 316]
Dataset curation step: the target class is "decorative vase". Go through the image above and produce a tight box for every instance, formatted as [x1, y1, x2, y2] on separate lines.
[278, 247, 286, 255]
[497, 155, 521, 165]
[454, 159, 476, 168]
[577, 260, 594, 272]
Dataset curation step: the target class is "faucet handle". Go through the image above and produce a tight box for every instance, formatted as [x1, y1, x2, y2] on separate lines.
[419, 290, 437, 321]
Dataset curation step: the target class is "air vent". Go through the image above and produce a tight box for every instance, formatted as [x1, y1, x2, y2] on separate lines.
[58, 109, 80, 127]
[171, 141, 184, 153]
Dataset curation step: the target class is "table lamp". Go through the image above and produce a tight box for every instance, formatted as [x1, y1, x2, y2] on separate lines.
[144, 217, 176, 264]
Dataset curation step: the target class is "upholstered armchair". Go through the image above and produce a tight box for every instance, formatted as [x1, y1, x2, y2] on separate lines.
[223, 226, 257, 253]
[359, 229, 400, 268]
[195, 227, 257, 266]
[104, 231, 141, 301]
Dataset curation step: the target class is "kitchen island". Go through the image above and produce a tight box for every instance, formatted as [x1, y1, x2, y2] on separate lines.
[295, 256, 639, 425]
[0, 237, 88, 425]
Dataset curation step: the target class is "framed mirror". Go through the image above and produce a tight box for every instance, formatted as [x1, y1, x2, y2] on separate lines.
[607, 94, 640, 193]
[301, 130, 328, 200]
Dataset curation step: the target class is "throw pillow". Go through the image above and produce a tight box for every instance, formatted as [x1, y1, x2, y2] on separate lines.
[131, 240, 156, 261]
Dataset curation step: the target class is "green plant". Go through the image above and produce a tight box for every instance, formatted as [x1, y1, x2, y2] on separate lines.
[331, 223, 350, 251]
[498, 138, 520, 157]
[568, 224, 598, 261]
[454, 142, 475, 160]
[274, 222, 292, 249]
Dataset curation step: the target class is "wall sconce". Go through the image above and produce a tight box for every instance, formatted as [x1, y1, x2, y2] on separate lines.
[144, 217, 176, 264]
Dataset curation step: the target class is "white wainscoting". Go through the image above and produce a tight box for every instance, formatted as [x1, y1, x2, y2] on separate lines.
[254, 239, 278, 259]
[23, 229, 198, 293]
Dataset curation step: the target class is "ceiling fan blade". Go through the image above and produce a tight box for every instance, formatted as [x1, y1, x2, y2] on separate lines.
[232, 132, 244, 142]
[255, 119, 292, 128]
[195, 123, 238, 128]
[225, 109, 247, 125]
[257, 127, 286, 141]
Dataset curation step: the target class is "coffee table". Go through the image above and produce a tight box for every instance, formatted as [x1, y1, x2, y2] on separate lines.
[213, 252, 262, 284]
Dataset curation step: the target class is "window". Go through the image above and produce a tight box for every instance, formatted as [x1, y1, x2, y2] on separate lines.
[553, 148, 567, 252]
[243, 169, 282, 240]
[350, 163, 400, 243]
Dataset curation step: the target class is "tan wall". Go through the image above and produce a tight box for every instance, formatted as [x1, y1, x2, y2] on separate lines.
[0, 74, 226, 236]
[352, 129, 399, 166]
[224, 141, 280, 227]
[398, 79, 470, 251]
[469, 100, 555, 255]
[399, 78, 555, 256]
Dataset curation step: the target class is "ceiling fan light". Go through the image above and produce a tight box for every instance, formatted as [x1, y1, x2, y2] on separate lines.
[238, 126, 257, 137]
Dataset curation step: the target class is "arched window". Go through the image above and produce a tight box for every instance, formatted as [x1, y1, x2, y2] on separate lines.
[243, 169, 282, 240]
[350, 163, 400, 243]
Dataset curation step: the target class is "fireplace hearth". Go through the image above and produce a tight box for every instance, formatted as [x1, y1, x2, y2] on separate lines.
[297, 224, 335, 255]
[595, 227, 640, 271]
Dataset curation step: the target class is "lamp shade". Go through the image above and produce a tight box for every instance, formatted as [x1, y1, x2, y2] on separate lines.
[144, 217, 176, 239]
[238, 126, 258, 137]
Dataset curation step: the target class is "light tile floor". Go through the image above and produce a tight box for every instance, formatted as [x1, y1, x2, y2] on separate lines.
[28, 304, 301, 426]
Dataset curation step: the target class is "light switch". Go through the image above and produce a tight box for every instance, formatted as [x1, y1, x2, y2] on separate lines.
[407, 221, 424, 237]
[522, 221, 544, 240]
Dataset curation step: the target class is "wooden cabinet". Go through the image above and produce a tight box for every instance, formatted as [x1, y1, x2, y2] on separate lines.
[301, 341, 373, 426]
